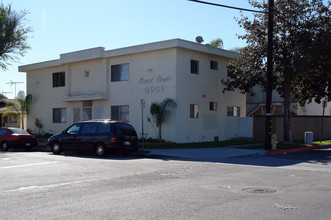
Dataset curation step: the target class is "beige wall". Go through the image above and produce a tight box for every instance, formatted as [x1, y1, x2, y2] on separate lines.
[253, 116, 331, 142]
[175, 49, 246, 142]
[25, 44, 247, 143]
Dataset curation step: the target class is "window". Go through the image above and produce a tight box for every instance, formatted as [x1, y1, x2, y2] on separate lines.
[80, 123, 98, 134]
[111, 63, 129, 82]
[210, 102, 217, 111]
[227, 106, 241, 117]
[111, 105, 129, 122]
[73, 108, 81, 123]
[82, 101, 92, 121]
[53, 72, 65, 87]
[113, 123, 136, 136]
[210, 61, 218, 70]
[190, 60, 199, 74]
[53, 108, 67, 123]
[190, 104, 199, 118]
[67, 124, 82, 135]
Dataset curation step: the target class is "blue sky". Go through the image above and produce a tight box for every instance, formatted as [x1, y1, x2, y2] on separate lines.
[1, 0, 254, 98]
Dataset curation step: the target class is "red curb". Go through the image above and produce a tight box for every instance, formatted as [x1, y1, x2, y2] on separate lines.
[267, 145, 321, 156]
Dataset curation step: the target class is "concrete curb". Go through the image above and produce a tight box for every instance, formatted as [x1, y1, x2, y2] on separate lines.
[267, 144, 331, 156]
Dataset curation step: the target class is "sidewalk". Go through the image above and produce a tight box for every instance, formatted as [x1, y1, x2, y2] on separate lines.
[37, 142, 330, 159]
[144, 144, 331, 159]
[145, 144, 266, 159]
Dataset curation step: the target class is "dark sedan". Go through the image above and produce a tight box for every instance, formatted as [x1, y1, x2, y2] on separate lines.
[0, 127, 38, 151]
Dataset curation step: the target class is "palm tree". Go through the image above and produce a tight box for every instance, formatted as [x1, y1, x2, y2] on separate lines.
[150, 98, 177, 142]
[3, 91, 32, 129]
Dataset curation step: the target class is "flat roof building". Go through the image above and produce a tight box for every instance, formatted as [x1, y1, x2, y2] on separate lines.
[19, 39, 250, 143]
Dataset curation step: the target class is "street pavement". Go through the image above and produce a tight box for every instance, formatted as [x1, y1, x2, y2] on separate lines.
[1, 145, 330, 219]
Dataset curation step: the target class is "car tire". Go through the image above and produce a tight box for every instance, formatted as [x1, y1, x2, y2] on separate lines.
[1, 142, 9, 151]
[95, 144, 106, 157]
[52, 142, 62, 155]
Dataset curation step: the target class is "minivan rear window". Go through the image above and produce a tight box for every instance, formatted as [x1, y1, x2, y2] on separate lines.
[113, 123, 136, 136]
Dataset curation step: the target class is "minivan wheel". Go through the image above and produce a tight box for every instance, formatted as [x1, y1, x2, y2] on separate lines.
[95, 144, 105, 157]
[52, 142, 62, 155]
[1, 142, 9, 151]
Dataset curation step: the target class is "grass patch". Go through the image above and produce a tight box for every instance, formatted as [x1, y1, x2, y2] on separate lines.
[239, 140, 331, 150]
[313, 140, 331, 145]
[141, 140, 258, 149]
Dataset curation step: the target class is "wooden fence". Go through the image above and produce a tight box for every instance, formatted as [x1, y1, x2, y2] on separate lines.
[253, 116, 331, 142]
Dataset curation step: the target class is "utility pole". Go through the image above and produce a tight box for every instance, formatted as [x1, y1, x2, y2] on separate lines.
[264, 0, 274, 150]
[188, 0, 274, 150]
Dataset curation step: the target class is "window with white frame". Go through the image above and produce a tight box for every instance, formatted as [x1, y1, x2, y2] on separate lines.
[111, 63, 129, 82]
[190, 60, 199, 74]
[190, 104, 199, 118]
[111, 105, 129, 122]
[227, 106, 240, 117]
[82, 101, 92, 121]
[53, 108, 66, 123]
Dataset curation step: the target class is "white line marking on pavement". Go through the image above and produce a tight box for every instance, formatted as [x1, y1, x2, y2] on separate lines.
[0, 161, 58, 169]
[6, 179, 97, 192]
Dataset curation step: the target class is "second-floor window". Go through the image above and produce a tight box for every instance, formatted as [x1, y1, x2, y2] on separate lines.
[210, 61, 218, 70]
[190, 60, 199, 74]
[53, 72, 65, 87]
[111, 63, 129, 82]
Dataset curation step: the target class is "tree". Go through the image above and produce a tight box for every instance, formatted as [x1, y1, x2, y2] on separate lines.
[2, 91, 32, 129]
[222, 0, 330, 143]
[209, 38, 224, 48]
[150, 98, 177, 141]
[0, 3, 31, 70]
[0, 93, 8, 99]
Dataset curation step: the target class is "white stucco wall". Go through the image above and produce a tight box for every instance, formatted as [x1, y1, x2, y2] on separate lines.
[295, 100, 331, 116]
[22, 39, 247, 143]
[175, 48, 246, 143]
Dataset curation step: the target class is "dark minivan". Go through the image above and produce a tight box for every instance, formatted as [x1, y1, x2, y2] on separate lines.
[47, 120, 138, 156]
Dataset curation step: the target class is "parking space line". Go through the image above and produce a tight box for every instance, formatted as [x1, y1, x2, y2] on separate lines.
[0, 161, 58, 169]
[6, 179, 97, 192]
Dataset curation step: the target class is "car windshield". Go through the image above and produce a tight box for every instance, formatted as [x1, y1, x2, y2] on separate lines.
[9, 128, 30, 135]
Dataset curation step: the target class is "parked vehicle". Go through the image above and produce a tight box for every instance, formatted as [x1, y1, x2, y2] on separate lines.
[0, 127, 38, 151]
[47, 119, 139, 156]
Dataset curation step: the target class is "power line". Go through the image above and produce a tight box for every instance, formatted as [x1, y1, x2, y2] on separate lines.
[188, 0, 267, 14]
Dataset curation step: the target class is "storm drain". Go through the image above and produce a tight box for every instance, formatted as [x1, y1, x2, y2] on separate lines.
[242, 188, 276, 194]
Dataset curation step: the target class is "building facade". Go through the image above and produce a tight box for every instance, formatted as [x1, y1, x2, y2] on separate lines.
[19, 39, 248, 143]
[247, 86, 331, 117]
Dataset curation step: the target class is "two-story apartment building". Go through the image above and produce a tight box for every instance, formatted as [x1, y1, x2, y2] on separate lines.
[19, 39, 248, 143]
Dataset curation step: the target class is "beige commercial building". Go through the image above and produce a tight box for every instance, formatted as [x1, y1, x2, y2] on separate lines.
[19, 39, 250, 143]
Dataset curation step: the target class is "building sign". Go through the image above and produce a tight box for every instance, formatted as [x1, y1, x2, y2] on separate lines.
[139, 75, 171, 94]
